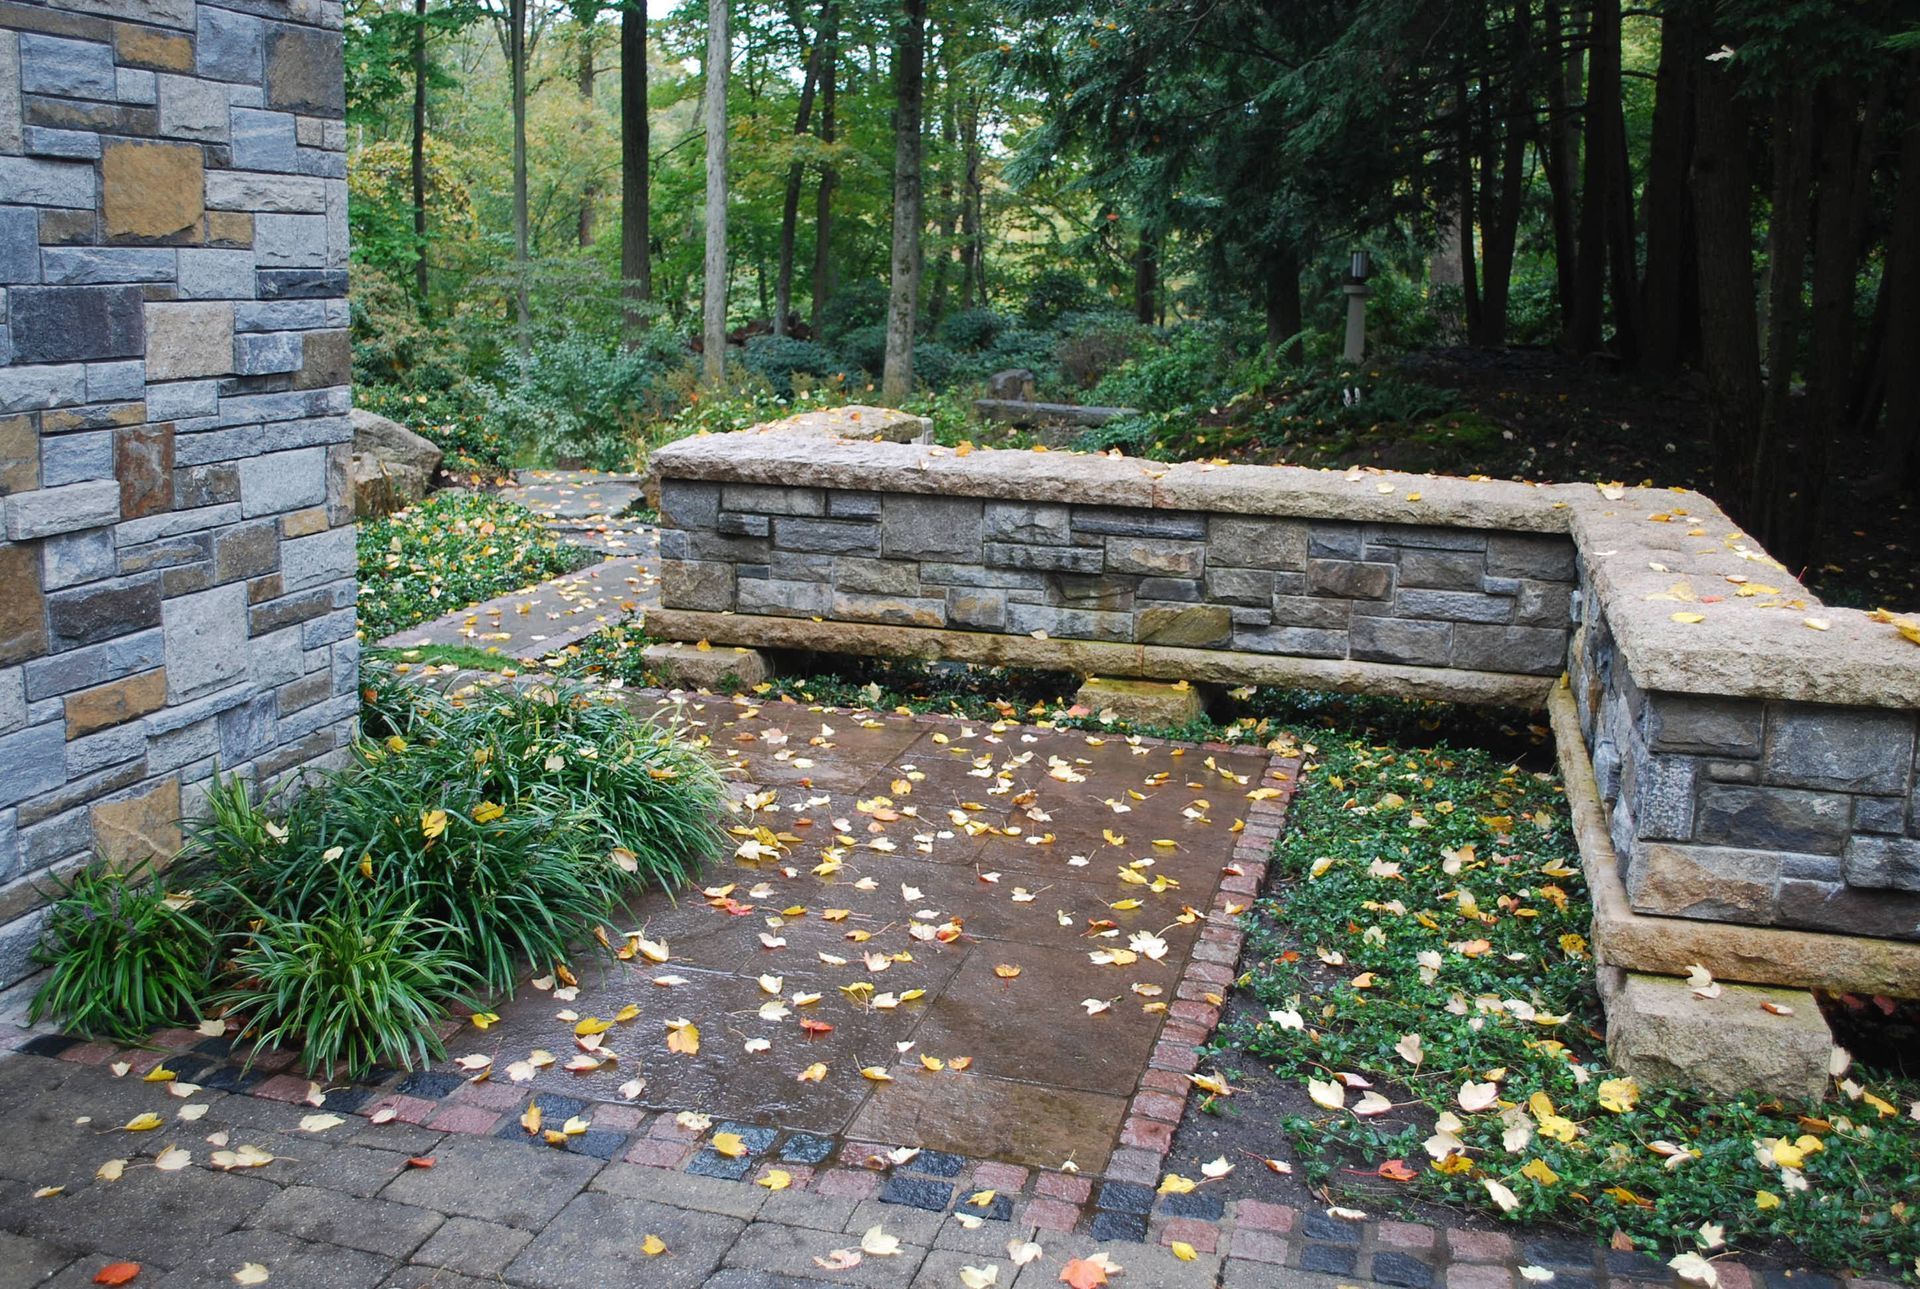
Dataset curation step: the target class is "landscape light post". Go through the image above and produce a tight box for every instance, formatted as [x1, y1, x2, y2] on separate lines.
[1342, 250, 1372, 363]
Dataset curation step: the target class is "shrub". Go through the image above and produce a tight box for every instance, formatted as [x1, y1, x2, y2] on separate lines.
[741, 334, 845, 398]
[1091, 321, 1243, 412]
[29, 862, 213, 1042]
[355, 382, 513, 475]
[910, 341, 961, 391]
[939, 308, 1010, 350]
[355, 491, 598, 641]
[831, 323, 889, 376]
[1055, 321, 1147, 391]
[1019, 268, 1095, 326]
[209, 885, 474, 1079]
[485, 325, 690, 469]
[816, 281, 890, 342]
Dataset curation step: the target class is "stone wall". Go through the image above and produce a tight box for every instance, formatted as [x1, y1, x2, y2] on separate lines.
[647, 420, 1920, 970]
[0, 0, 355, 983]
[658, 479, 1579, 679]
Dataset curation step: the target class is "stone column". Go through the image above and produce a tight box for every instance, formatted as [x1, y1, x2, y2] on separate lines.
[0, 0, 356, 984]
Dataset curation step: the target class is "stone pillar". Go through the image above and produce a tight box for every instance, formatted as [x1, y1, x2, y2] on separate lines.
[0, 0, 356, 984]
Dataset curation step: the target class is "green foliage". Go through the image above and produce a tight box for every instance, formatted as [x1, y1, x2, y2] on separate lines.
[355, 490, 598, 641]
[208, 887, 473, 1079]
[29, 862, 213, 1042]
[815, 280, 892, 342]
[939, 308, 1012, 350]
[1222, 733, 1920, 1271]
[741, 334, 848, 398]
[355, 383, 514, 475]
[1091, 322, 1245, 412]
[485, 326, 691, 469]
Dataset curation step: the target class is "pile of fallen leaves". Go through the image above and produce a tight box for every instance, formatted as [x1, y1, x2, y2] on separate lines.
[1226, 734, 1920, 1280]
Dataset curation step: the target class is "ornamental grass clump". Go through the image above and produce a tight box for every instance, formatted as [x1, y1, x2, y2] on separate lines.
[1225, 733, 1920, 1274]
[28, 862, 213, 1042]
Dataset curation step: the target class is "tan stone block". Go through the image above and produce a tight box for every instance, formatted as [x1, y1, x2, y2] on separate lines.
[145, 301, 233, 380]
[293, 328, 350, 390]
[0, 544, 48, 666]
[66, 668, 168, 738]
[0, 414, 39, 495]
[117, 424, 174, 520]
[281, 506, 331, 538]
[43, 402, 145, 432]
[1074, 676, 1206, 728]
[102, 141, 205, 242]
[1136, 604, 1231, 648]
[1601, 970, 1833, 1101]
[114, 25, 195, 72]
[641, 641, 771, 692]
[206, 210, 254, 247]
[93, 776, 182, 870]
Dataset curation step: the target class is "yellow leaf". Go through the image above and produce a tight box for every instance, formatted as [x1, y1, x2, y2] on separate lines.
[574, 1017, 612, 1037]
[1755, 1190, 1781, 1210]
[1597, 1077, 1639, 1113]
[758, 1169, 793, 1191]
[712, 1132, 747, 1158]
[1158, 1173, 1198, 1195]
[142, 1066, 176, 1083]
[122, 1113, 164, 1132]
[473, 800, 505, 824]
[641, 1234, 667, 1256]
[798, 1062, 827, 1083]
[1521, 1158, 1560, 1186]
[421, 809, 448, 839]
[860, 1066, 894, 1082]
[521, 1104, 543, 1135]
[1671, 612, 1705, 625]
[1171, 1241, 1198, 1262]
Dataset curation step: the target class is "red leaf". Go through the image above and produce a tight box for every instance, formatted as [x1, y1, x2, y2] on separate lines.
[406, 1156, 437, 1169]
[94, 1263, 141, 1286]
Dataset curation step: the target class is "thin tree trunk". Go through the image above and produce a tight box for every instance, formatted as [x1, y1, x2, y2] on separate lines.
[1264, 248, 1302, 363]
[702, 0, 729, 386]
[809, 3, 838, 332]
[1689, 54, 1761, 506]
[1541, 0, 1580, 334]
[930, 85, 956, 325]
[621, 0, 651, 340]
[960, 90, 982, 307]
[1758, 84, 1813, 456]
[577, 19, 597, 248]
[412, 0, 429, 304]
[773, 2, 824, 337]
[881, 0, 926, 404]
[1874, 57, 1920, 491]
[510, 0, 530, 359]
[1133, 230, 1157, 326]
[1479, 1, 1529, 347]
[1454, 71, 1483, 344]
[1638, 2, 1697, 374]
[1573, 0, 1623, 354]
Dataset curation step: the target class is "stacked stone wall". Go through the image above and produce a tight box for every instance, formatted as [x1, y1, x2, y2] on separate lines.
[0, 0, 355, 982]
[658, 481, 1580, 677]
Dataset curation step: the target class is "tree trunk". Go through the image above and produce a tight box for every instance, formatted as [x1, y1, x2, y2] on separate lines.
[1454, 71, 1483, 344]
[1478, 1, 1529, 348]
[881, 0, 926, 404]
[510, 0, 530, 360]
[1133, 230, 1157, 326]
[1638, 2, 1698, 374]
[1874, 57, 1920, 491]
[620, 0, 651, 340]
[1541, 0, 1580, 335]
[959, 90, 982, 308]
[1574, 0, 1632, 356]
[809, 4, 838, 332]
[1688, 55, 1761, 507]
[773, 2, 825, 336]
[930, 86, 957, 325]
[411, 0, 429, 304]
[1263, 248, 1302, 364]
[702, 0, 729, 386]
[1757, 83, 1813, 462]
[577, 19, 597, 248]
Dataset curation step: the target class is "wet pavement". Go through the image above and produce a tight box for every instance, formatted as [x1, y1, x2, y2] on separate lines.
[479, 692, 1273, 1175]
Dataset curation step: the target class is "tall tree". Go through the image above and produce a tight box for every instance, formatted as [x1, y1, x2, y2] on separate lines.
[702, 0, 730, 385]
[411, 0, 429, 302]
[808, 1, 838, 331]
[773, 0, 826, 335]
[620, 0, 651, 337]
[881, 0, 927, 403]
[571, 0, 602, 247]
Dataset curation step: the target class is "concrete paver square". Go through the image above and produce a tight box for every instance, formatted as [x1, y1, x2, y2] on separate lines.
[252, 1184, 444, 1259]
[846, 1069, 1128, 1173]
[723, 1218, 931, 1287]
[503, 1189, 744, 1288]
[378, 1135, 600, 1229]
[8, 1165, 280, 1270]
[146, 1228, 394, 1289]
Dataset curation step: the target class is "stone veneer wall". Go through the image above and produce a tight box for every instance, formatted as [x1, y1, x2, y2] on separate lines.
[0, 0, 356, 983]
[648, 422, 1920, 967]
[657, 480, 1579, 679]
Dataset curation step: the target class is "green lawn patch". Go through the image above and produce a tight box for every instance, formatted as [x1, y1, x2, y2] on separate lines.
[1218, 731, 1920, 1275]
[355, 490, 599, 641]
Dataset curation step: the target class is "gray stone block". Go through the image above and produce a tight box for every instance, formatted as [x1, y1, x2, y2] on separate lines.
[825, 490, 881, 519]
[257, 268, 347, 299]
[1842, 835, 1920, 892]
[41, 247, 175, 284]
[834, 557, 918, 596]
[1202, 567, 1274, 607]
[1350, 615, 1450, 667]
[6, 479, 120, 539]
[737, 577, 830, 618]
[1774, 876, 1920, 940]
[946, 587, 1005, 630]
[164, 582, 251, 701]
[1047, 573, 1132, 610]
[9, 285, 144, 362]
[1486, 532, 1577, 580]
[49, 576, 162, 648]
[721, 483, 823, 516]
[983, 500, 1069, 545]
[830, 592, 946, 628]
[65, 725, 147, 778]
[278, 525, 353, 590]
[178, 248, 258, 299]
[1231, 625, 1347, 658]
[206, 173, 330, 215]
[234, 300, 329, 331]
[22, 628, 165, 700]
[0, 722, 66, 808]
[771, 517, 878, 556]
[0, 157, 96, 208]
[1449, 624, 1567, 676]
[1106, 537, 1203, 578]
[1070, 506, 1205, 539]
[763, 552, 832, 583]
[1630, 755, 1698, 842]
[1695, 784, 1851, 856]
[880, 495, 983, 560]
[1854, 796, 1907, 835]
[918, 562, 1043, 590]
[1643, 693, 1764, 758]
[0, 207, 40, 284]
[39, 430, 113, 486]
[148, 378, 221, 421]
[1762, 704, 1915, 795]
[19, 34, 117, 99]
[1271, 594, 1350, 630]
[218, 692, 277, 762]
[982, 541, 1101, 574]
[660, 559, 735, 612]
[1306, 558, 1393, 600]
[234, 330, 304, 376]
[230, 106, 297, 170]
[196, 6, 264, 82]
[715, 512, 769, 538]
[1004, 603, 1132, 643]
[657, 479, 719, 529]
[24, 127, 103, 159]
[1625, 841, 1779, 922]
[86, 360, 145, 402]
[1389, 547, 1484, 588]
[1307, 522, 1363, 559]
[254, 212, 327, 267]
[1208, 516, 1308, 570]
[156, 72, 229, 141]
[1516, 578, 1574, 626]
[0, 363, 88, 414]
[116, 67, 157, 105]
[1136, 576, 1201, 602]
[1393, 588, 1512, 624]
[1365, 523, 1489, 552]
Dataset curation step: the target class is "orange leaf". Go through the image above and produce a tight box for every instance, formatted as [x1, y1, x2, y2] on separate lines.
[1060, 1257, 1111, 1289]
[94, 1264, 141, 1286]
[1378, 1159, 1418, 1182]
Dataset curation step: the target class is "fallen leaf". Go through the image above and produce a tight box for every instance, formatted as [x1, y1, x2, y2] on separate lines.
[860, 1224, 902, 1256]
[297, 1114, 344, 1134]
[94, 1264, 141, 1286]
[233, 1265, 270, 1285]
[641, 1234, 667, 1257]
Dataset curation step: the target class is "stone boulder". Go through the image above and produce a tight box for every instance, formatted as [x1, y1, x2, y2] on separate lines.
[986, 368, 1037, 401]
[349, 407, 443, 518]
